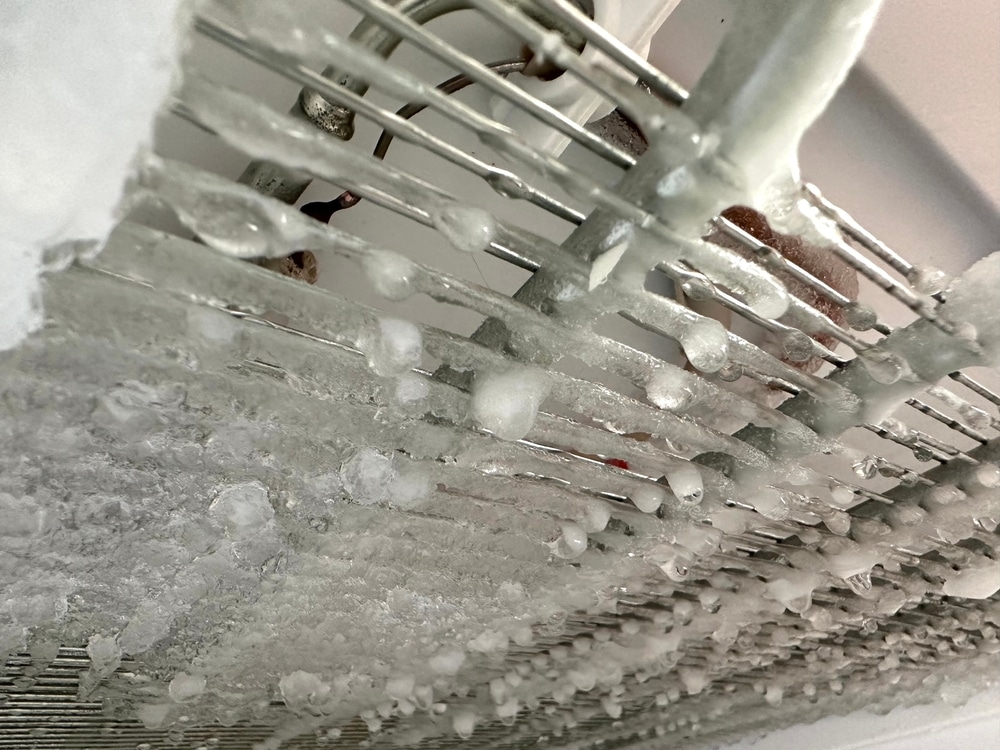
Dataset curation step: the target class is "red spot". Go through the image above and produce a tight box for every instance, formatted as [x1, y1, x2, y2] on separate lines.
[605, 458, 629, 470]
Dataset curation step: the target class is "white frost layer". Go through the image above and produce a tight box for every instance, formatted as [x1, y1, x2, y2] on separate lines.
[0, 0, 184, 351]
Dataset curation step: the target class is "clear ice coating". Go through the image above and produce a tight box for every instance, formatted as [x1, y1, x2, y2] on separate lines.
[5, 0, 1000, 748]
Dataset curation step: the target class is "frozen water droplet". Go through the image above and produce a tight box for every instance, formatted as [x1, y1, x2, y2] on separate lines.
[86, 634, 122, 677]
[680, 277, 713, 302]
[666, 464, 703, 505]
[385, 673, 415, 701]
[828, 483, 856, 507]
[766, 571, 821, 614]
[168, 672, 206, 703]
[645, 369, 698, 411]
[716, 362, 743, 382]
[846, 570, 873, 596]
[860, 351, 906, 385]
[630, 484, 666, 514]
[209, 482, 274, 539]
[471, 368, 549, 441]
[278, 672, 331, 715]
[823, 509, 851, 536]
[752, 488, 790, 521]
[958, 404, 992, 431]
[453, 710, 476, 739]
[912, 446, 934, 462]
[395, 373, 429, 403]
[853, 455, 879, 480]
[680, 319, 729, 373]
[428, 647, 465, 676]
[879, 417, 911, 442]
[363, 318, 422, 377]
[943, 561, 1000, 599]
[764, 684, 784, 706]
[926, 483, 964, 505]
[912, 266, 950, 296]
[659, 557, 691, 583]
[554, 521, 587, 558]
[340, 448, 395, 506]
[433, 205, 496, 253]
[362, 250, 417, 300]
[844, 302, 877, 331]
[781, 330, 814, 362]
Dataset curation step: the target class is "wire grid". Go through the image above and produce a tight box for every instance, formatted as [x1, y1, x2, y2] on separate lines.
[3, 0, 999, 748]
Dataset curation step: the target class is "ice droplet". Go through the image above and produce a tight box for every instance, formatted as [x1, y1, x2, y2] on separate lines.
[553, 521, 588, 558]
[859, 351, 906, 385]
[943, 561, 1000, 599]
[752, 488, 790, 521]
[926, 484, 964, 505]
[209, 482, 274, 538]
[766, 571, 821, 614]
[278, 672, 331, 714]
[680, 319, 729, 373]
[340, 448, 395, 506]
[168, 672, 206, 703]
[86, 634, 122, 677]
[471, 368, 549, 441]
[764, 683, 784, 706]
[853, 455, 879, 480]
[911, 266, 950, 296]
[433, 205, 496, 253]
[428, 647, 465, 676]
[845, 570, 873, 596]
[395, 373, 429, 403]
[665, 464, 703, 505]
[844, 302, 877, 331]
[453, 710, 476, 739]
[716, 362, 744, 382]
[364, 318, 422, 377]
[631, 484, 666, 514]
[781, 330, 814, 362]
[822, 509, 851, 536]
[958, 403, 992, 431]
[362, 250, 417, 301]
[385, 673, 415, 701]
[645, 368, 698, 411]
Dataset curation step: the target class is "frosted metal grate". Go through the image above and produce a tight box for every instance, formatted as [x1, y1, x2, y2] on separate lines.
[2, 0, 999, 748]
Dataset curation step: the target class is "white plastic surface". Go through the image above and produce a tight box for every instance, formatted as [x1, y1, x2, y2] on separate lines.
[0, 0, 184, 351]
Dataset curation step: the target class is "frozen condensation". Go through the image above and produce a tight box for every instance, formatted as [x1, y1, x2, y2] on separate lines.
[471, 368, 550, 441]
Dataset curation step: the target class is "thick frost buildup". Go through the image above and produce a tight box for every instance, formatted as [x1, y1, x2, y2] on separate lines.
[340, 448, 395, 505]
[168, 672, 207, 703]
[0, 0, 184, 351]
[364, 318, 422, 377]
[471, 368, 550, 441]
[209, 482, 274, 539]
